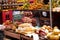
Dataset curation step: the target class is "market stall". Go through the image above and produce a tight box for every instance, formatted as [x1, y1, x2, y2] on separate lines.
[2, 20, 60, 40]
[0, 0, 60, 40]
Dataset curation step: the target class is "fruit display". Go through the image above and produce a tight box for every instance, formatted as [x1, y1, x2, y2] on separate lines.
[52, 0, 58, 8]
[57, 0, 60, 6]
[53, 6, 60, 12]
[53, 26, 60, 35]
[28, 3, 43, 10]
[17, 0, 26, 3]
[3, 20, 60, 40]
[2, 20, 34, 34]
[10, 24, 16, 31]
[1, 0, 50, 10]
[29, 0, 34, 3]
[3, 20, 13, 29]
[35, 25, 60, 40]
[16, 0, 50, 10]
[43, 4, 50, 10]
[35, 25, 52, 36]
[2, 11, 37, 30]
[3, 20, 12, 25]
[15, 23, 36, 34]
[17, 0, 49, 10]
[47, 26, 60, 40]
[52, 0, 60, 12]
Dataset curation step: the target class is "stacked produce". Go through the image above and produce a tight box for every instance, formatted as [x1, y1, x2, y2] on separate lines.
[16, 23, 36, 34]
[35, 25, 60, 40]
[47, 26, 60, 40]
[52, 0, 60, 12]
[3, 20, 36, 34]
[17, 0, 49, 10]
[3, 20, 16, 30]
[52, 0, 58, 8]
[35, 25, 52, 40]
[2, 0, 50, 10]
[28, 3, 43, 10]
[17, 2, 43, 10]
[3, 20, 60, 40]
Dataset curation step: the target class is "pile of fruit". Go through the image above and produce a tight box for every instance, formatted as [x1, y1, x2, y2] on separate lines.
[17, 2, 43, 10]
[35, 25, 53, 37]
[28, 3, 43, 10]
[3, 20, 36, 34]
[35, 25, 60, 40]
[47, 26, 60, 40]
[3, 20, 60, 40]
[52, 0, 60, 12]
[17, 0, 49, 10]
[3, 20, 17, 30]
[16, 23, 36, 34]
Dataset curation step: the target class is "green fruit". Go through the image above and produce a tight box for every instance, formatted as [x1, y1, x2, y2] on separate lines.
[23, 2, 30, 9]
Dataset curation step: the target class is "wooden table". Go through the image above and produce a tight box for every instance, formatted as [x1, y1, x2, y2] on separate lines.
[4, 30, 20, 40]
[4, 30, 48, 40]
[20, 34, 33, 40]
[4, 30, 33, 40]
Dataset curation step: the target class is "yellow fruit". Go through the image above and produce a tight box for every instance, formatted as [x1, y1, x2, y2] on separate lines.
[53, 26, 60, 35]
[12, 26, 16, 30]
[17, 0, 25, 2]
[49, 35, 59, 40]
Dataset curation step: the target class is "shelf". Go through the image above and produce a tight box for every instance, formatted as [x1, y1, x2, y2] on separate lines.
[40, 17, 50, 20]
[4, 30, 20, 40]
[12, 9, 50, 11]
[20, 34, 33, 40]
[2, 3, 23, 6]
[4, 30, 33, 40]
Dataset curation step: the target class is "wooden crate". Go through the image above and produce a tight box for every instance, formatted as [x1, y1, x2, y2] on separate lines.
[20, 34, 33, 40]
[4, 30, 20, 40]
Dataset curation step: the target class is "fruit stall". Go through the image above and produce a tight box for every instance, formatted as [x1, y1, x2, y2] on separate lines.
[3, 21, 60, 40]
[0, 0, 60, 40]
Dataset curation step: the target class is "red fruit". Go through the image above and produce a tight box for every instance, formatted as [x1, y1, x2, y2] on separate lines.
[29, 0, 34, 3]
[39, 30, 46, 36]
